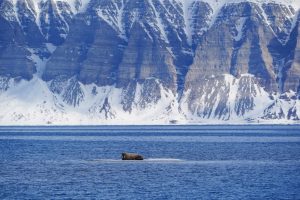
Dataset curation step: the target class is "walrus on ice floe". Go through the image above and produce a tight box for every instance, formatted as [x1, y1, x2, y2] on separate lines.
[122, 153, 144, 160]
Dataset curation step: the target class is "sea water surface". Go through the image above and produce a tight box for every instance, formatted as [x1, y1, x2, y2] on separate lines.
[0, 125, 300, 199]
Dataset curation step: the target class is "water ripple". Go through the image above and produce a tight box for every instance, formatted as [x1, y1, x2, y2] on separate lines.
[1, 135, 300, 142]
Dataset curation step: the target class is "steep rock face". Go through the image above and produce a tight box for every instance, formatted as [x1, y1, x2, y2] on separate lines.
[43, 12, 124, 83]
[44, 0, 181, 90]
[0, 44, 35, 79]
[0, 0, 79, 47]
[39, 0, 74, 45]
[265, 5, 299, 94]
[0, 0, 300, 124]
[15, 0, 46, 48]
[117, 22, 177, 91]
[182, 2, 300, 120]
[43, 0, 212, 87]
[0, 0, 78, 80]
[186, 3, 279, 91]
[285, 14, 300, 94]
[79, 15, 125, 86]
[0, 1, 36, 79]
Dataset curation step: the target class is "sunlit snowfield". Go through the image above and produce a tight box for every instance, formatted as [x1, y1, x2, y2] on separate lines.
[1, 125, 300, 199]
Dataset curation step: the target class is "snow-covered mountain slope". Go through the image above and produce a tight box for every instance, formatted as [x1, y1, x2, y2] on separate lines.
[0, 74, 299, 125]
[0, 75, 181, 125]
[0, 0, 300, 124]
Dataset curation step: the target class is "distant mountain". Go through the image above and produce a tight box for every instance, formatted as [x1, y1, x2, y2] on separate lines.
[0, 0, 299, 124]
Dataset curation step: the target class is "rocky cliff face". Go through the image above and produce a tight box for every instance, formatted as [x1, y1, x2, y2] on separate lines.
[0, 0, 299, 124]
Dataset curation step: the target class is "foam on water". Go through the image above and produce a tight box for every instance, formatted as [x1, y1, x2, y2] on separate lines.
[145, 158, 184, 162]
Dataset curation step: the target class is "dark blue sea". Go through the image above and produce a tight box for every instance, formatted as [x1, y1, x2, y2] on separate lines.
[1, 125, 300, 199]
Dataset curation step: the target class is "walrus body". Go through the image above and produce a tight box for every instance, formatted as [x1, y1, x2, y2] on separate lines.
[122, 153, 144, 160]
